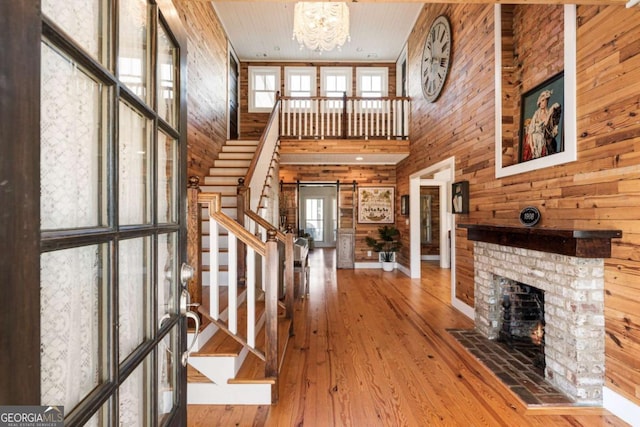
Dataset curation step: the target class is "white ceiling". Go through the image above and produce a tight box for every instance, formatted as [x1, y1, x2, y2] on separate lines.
[212, 2, 424, 62]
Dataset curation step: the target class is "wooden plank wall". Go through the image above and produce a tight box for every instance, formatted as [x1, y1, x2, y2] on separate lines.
[279, 165, 396, 263]
[172, 0, 229, 180]
[239, 62, 397, 139]
[400, 2, 640, 406]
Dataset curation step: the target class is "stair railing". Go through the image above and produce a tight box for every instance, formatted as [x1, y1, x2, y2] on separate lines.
[197, 192, 282, 400]
[245, 209, 295, 329]
[244, 93, 281, 217]
[280, 95, 410, 140]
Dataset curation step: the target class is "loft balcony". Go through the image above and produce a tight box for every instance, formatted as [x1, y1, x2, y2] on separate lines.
[278, 95, 410, 165]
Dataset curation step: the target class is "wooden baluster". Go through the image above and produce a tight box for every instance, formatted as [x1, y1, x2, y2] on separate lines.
[331, 104, 335, 137]
[303, 100, 308, 137]
[187, 176, 202, 307]
[264, 229, 279, 403]
[383, 99, 388, 138]
[320, 99, 325, 139]
[210, 206, 220, 319]
[347, 99, 352, 138]
[237, 179, 247, 286]
[357, 101, 362, 137]
[228, 232, 238, 334]
[286, 100, 291, 136]
[404, 99, 410, 138]
[392, 99, 397, 138]
[342, 92, 347, 139]
[365, 101, 369, 139]
[247, 245, 256, 347]
[314, 99, 319, 139]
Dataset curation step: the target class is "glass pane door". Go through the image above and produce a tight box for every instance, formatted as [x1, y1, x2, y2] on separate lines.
[305, 198, 324, 241]
[300, 185, 337, 247]
[39, 0, 187, 424]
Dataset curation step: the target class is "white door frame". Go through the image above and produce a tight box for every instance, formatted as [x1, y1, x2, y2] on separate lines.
[409, 156, 474, 319]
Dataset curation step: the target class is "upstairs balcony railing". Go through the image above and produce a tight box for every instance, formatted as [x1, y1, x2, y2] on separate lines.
[280, 95, 410, 140]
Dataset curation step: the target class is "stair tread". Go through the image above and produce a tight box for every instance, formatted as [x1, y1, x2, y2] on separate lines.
[187, 364, 213, 384]
[230, 316, 292, 383]
[193, 298, 266, 357]
[222, 143, 258, 147]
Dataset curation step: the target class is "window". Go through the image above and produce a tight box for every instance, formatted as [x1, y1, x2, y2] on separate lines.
[285, 66, 316, 109]
[321, 67, 352, 108]
[249, 66, 280, 113]
[305, 198, 324, 241]
[356, 67, 388, 109]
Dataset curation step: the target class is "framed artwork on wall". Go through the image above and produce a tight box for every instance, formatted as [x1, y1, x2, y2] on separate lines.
[400, 195, 409, 215]
[494, 4, 577, 178]
[358, 187, 395, 224]
[519, 72, 564, 163]
[452, 181, 469, 214]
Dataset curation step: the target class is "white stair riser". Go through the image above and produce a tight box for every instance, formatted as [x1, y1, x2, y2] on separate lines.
[187, 383, 272, 405]
[199, 185, 237, 195]
[189, 346, 249, 384]
[213, 159, 251, 168]
[225, 140, 259, 146]
[218, 152, 253, 160]
[204, 176, 240, 185]
[221, 146, 257, 153]
[210, 167, 249, 176]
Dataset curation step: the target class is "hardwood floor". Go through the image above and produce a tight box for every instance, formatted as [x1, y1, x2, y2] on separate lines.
[187, 249, 629, 427]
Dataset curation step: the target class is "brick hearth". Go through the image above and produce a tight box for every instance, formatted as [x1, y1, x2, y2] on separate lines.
[473, 241, 605, 405]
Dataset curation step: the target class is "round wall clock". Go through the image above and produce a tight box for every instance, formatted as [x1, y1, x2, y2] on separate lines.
[421, 15, 452, 102]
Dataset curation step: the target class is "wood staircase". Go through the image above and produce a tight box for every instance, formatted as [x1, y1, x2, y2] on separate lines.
[187, 139, 290, 405]
[200, 140, 257, 287]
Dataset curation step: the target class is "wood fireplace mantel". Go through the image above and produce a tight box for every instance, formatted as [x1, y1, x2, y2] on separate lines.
[458, 224, 622, 258]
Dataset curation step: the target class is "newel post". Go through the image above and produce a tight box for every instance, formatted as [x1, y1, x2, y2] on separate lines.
[187, 176, 202, 305]
[264, 229, 279, 402]
[237, 178, 248, 285]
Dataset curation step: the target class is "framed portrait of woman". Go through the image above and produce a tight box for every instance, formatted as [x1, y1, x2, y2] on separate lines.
[519, 72, 564, 163]
[494, 4, 576, 178]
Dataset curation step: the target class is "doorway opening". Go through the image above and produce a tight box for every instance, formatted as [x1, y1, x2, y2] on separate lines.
[409, 156, 473, 320]
[299, 184, 337, 248]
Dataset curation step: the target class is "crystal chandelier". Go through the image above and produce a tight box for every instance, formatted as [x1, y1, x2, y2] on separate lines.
[292, 2, 350, 52]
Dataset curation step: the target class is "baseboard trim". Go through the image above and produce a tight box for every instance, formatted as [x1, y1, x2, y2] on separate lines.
[603, 386, 640, 427]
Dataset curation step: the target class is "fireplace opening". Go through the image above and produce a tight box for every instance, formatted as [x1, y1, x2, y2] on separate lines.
[498, 281, 545, 370]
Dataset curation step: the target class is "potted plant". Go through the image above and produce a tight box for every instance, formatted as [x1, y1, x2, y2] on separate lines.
[365, 225, 402, 272]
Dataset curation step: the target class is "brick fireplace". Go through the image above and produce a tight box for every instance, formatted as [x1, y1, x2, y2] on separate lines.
[460, 224, 621, 406]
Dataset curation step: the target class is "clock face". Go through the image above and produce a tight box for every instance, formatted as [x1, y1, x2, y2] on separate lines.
[421, 15, 452, 102]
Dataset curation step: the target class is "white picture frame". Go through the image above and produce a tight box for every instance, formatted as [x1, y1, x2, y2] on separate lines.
[494, 5, 577, 178]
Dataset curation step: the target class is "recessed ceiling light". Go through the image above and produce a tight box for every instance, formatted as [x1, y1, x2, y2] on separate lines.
[355, 156, 364, 161]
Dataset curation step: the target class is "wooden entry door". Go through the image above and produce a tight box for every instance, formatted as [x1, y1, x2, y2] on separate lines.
[0, 1, 190, 425]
